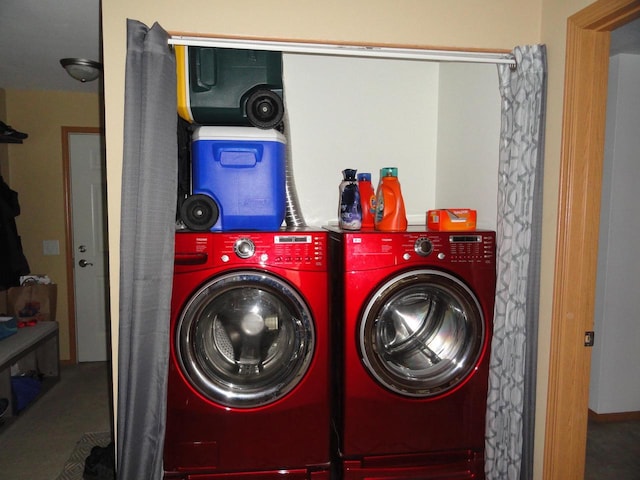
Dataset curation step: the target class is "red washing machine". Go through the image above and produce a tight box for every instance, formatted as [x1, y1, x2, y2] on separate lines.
[164, 229, 331, 480]
[327, 226, 496, 480]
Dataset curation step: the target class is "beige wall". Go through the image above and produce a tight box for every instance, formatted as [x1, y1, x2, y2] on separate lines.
[536, 0, 597, 474]
[3, 89, 101, 360]
[101, 1, 595, 478]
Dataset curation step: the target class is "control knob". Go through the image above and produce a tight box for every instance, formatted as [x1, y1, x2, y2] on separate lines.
[234, 238, 255, 259]
[414, 237, 433, 257]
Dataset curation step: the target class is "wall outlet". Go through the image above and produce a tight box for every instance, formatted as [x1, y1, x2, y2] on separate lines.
[43, 240, 60, 256]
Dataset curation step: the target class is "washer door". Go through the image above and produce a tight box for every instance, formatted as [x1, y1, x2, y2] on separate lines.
[360, 269, 485, 398]
[176, 270, 315, 408]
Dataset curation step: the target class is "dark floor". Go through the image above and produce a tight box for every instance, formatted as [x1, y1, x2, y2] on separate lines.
[585, 418, 640, 480]
[0, 362, 112, 480]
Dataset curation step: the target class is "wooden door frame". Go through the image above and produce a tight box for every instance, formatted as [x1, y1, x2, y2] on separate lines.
[62, 126, 102, 365]
[543, 0, 640, 478]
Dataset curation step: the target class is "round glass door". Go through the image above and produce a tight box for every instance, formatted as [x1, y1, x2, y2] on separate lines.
[176, 270, 315, 408]
[360, 269, 485, 398]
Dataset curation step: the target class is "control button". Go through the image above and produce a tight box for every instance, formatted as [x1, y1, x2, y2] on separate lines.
[234, 238, 255, 259]
[414, 237, 433, 257]
[438, 252, 446, 260]
[221, 254, 230, 263]
[403, 253, 411, 261]
[260, 253, 269, 262]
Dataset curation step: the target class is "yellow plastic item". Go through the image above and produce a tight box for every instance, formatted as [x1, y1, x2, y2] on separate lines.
[175, 45, 194, 123]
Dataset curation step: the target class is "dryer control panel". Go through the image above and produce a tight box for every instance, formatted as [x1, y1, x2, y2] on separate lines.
[331, 227, 495, 270]
[412, 233, 495, 264]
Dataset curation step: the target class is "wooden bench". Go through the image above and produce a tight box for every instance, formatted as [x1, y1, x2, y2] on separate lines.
[0, 321, 59, 428]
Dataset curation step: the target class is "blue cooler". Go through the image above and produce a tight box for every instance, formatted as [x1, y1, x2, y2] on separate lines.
[185, 126, 286, 232]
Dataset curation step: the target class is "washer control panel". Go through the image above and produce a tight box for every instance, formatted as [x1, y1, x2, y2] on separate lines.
[174, 231, 327, 270]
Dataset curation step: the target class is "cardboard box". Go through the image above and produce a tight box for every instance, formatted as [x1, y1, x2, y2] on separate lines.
[6, 284, 57, 323]
[427, 209, 477, 231]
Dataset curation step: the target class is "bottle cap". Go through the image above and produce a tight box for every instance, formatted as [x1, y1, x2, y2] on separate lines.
[357, 172, 371, 182]
[380, 167, 398, 177]
[342, 169, 357, 180]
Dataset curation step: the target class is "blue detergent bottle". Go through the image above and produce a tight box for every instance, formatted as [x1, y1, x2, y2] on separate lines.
[338, 169, 362, 230]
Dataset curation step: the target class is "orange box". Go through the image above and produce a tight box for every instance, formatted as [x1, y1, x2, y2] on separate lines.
[427, 209, 477, 231]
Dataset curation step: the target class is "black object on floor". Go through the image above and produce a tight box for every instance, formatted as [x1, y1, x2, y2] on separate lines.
[0, 121, 28, 143]
[0, 397, 9, 417]
[83, 442, 115, 480]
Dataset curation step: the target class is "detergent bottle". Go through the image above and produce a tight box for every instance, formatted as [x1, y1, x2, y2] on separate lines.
[338, 169, 362, 230]
[374, 167, 407, 231]
[357, 172, 376, 229]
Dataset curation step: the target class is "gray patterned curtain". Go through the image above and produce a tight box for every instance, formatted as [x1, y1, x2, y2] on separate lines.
[485, 45, 547, 480]
[118, 20, 176, 480]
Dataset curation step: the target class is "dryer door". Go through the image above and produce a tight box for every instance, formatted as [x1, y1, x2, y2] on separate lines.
[360, 269, 485, 398]
[176, 270, 315, 408]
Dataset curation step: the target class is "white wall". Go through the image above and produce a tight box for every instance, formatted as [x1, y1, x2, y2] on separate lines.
[436, 63, 500, 230]
[283, 54, 438, 226]
[283, 54, 499, 228]
[589, 53, 640, 414]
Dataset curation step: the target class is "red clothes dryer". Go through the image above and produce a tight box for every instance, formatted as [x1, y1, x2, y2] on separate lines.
[327, 227, 496, 480]
[164, 230, 331, 480]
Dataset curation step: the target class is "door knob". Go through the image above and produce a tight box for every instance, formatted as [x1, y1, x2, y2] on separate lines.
[79, 259, 94, 268]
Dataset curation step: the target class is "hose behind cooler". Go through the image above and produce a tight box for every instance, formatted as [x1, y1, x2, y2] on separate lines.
[282, 92, 306, 227]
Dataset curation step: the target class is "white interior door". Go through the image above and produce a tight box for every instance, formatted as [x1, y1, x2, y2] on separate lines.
[70, 132, 108, 362]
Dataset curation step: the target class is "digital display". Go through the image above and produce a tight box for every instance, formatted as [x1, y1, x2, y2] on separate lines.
[275, 235, 312, 244]
[449, 235, 482, 243]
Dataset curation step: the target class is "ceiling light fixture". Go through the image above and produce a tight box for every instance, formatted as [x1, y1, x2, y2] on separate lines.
[60, 58, 103, 83]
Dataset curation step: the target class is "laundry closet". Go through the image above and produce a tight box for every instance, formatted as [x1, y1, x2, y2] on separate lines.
[166, 43, 504, 480]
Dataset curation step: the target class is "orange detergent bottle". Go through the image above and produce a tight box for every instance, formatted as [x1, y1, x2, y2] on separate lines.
[357, 172, 375, 229]
[374, 167, 407, 231]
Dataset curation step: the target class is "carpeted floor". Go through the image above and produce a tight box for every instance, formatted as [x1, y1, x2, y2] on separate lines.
[1, 362, 637, 478]
[0, 362, 112, 480]
[54, 431, 112, 480]
[585, 418, 640, 480]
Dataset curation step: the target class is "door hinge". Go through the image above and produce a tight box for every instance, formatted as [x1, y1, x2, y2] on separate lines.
[584, 331, 595, 347]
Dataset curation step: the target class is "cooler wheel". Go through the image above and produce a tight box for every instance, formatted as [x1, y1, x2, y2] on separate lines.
[180, 194, 218, 231]
[246, 89, 284, 129]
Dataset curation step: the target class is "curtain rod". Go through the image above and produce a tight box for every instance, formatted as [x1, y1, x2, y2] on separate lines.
[169, 36, 517, 67]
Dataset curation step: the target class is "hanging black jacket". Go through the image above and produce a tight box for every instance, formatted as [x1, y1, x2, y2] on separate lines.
[0, 175, 30, 289]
